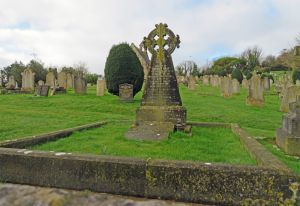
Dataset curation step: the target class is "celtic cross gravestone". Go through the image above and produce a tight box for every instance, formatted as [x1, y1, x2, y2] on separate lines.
[126, 23, 187, 140]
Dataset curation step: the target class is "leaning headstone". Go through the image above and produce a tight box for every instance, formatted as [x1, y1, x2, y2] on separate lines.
[119, 83, 133, 102]
[232, 79, 240, 94]
[46, 71, 56, 87]
[74, 76, 87, 94]
[58, 71, 67, 88]
[66, 73, 74, 89]
[21, 68, 35, 92]
[280, 85, 300, 113]
[96, 79, 105, 96]
[220, 76, 232, 98]
[187, 76, 196, 90]
[263, 77, 270, 91]
[38, 80, 44, 86]
[246, 73, 264, 106]
[36, 85, 50, 96]
[126, 23, 188, 140]
[131, 43, 150, 81]
[276, 95, 300, 156]
[6, 76, 16, 89]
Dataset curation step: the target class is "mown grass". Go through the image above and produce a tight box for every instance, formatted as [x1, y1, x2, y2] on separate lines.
[31, 121, 255, 165]
[0, 83, 299, 173]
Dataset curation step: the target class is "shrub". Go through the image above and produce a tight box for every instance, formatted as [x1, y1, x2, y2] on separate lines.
[292, 69, 300, 84]
[104, 43, 144, 96]
[231, 68, 243, 84]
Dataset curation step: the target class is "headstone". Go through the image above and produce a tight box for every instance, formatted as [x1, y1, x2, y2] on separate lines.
[242, 79, 249, 89]
[6, 76, 16, 89]
[203, 75, 210, 85]
[46, 71, 56, 87]
[296, 80, 300, 86]
[74, 75, 87, 94]
[276, 95, 300, 156]
[126, 23, 187, 140]
[220, 76, 232, 98]
[232, 79, 240, 94]
[210, 75, 220, 87]
[58, 71, 67, 88]
[66, 73, 74, 89]
[36, 85, 50, 96]
[119, 83, 133, 102]
[246, 73, 264, 106]
[38, 80, 44, 86]
[280, 85, 300, 113]
[21, 68, 35, 92]
[263, 77, 270, 91]
[96, 79, 105, 96]
[187, 76, 196, 90]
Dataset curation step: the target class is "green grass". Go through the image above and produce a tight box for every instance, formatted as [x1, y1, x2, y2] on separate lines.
[31, 122, 255, 165]
[0, 84, 299, 173]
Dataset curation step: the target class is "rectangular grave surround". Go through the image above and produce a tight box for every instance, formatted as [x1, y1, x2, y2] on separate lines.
[0, 122, 299, 205]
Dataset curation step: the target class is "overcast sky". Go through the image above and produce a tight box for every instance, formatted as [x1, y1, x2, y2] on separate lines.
[0, 0, 300, 74]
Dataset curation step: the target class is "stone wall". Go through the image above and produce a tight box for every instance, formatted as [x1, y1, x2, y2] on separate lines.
[0, 148, 298, 205]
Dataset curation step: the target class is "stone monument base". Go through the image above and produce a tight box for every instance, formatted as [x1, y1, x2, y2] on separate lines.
[246, 97, 264, 107]
[125, 121, 175, 140]
[136, 105, 186, 125]
[125, 105, 188, 140]
[276, 128, 300, 156]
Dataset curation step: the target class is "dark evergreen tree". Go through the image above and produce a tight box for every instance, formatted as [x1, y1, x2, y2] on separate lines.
[104, 43, 144, 96]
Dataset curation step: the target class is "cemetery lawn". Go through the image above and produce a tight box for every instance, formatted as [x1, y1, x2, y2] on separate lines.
[0, 84, 299, 173]
[31, 122, 255, 165]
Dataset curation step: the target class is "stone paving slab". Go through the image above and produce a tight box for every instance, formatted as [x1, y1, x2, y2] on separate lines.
[0, 183, 209, 206]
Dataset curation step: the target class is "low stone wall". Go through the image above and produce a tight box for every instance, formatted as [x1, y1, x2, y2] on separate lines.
[231, 124, 291, 172]
[0, 121, 107, 149]
[0, 148, 299, 205]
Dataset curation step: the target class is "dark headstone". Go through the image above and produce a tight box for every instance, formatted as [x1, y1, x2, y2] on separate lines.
[126, 23, 187, 140]
[119, 83, 133, 102]
[36, 85, 50, 97]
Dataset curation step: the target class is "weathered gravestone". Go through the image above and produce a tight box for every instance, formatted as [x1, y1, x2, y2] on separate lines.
[6, 76, 16, 89]
[242, 79, 249, 89]
[220, 76, 232, 98]
[276, 95, 300, 156]
[296, 80, 300, 86]
[232, 79, 240, 94]
[263, 77, 270, 91]
[203, 75, 210, 85]
[21, 68, 35, 92]
[38, 80, 44, 86]
[58, 71, 67, 89]
[35, 85, 50, 96]
[96, 79, 105, 96]
[126, 23, 187, 140]
[280, 85, 300, 113]
[119, 83, 133, 102]
[74, 75, 87, 94]
[67, 73, 75, 89]
[46, 71, 56, 87]
[246, 73, 264, 106]
[187, 76, 196, 90]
